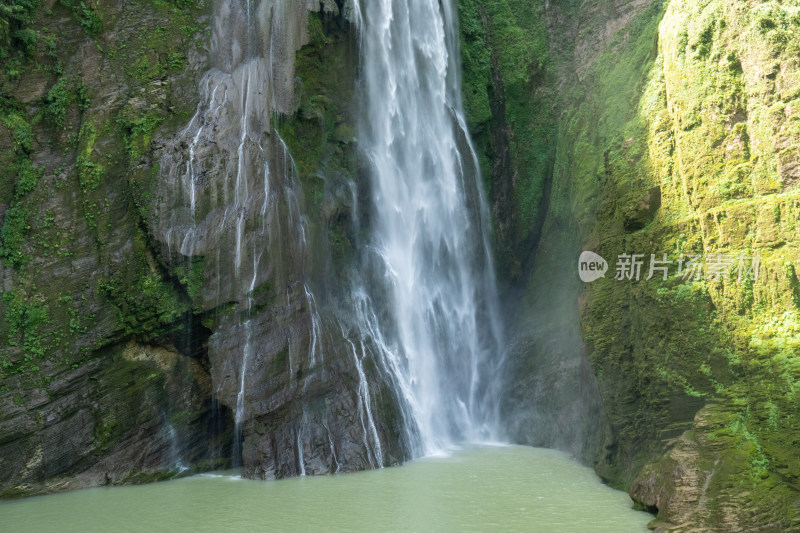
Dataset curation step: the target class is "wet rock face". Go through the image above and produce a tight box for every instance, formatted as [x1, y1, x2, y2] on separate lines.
[462, 0, 800, 528]
[205, 282, 409, 479]
[0, 0, 238, 496]
[150, 0, 408, 479]
[204, 279, 410, 477]
[0, 342, 234, 497]
[0, 0, 405, 496]
[236, 325, 407, 480]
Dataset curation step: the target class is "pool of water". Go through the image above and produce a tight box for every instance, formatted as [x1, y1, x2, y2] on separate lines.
[0, 445, 652, 532]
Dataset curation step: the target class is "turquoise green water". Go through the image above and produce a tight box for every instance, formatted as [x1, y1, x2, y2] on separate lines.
[0, 445, 651, 532]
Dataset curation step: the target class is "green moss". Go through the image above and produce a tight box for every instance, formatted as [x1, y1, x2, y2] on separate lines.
[327, 222, 353, 272]
[276, 12, 347, 192]
[458, 0, 493, 129]
[0, 0, 209, 398]
[116, 2, 202, 87]
[251, 281, 272, 299]
[98, 268, 188, 339]
[457, 0, 555, 279]
[0, 289, 49, 375]
[0, 107, 40, 268]
[784, 263, 800, 310]
[14, 157, 40, 195]
[117, 109, 163, 159]
[275, 9, 361, 279]
[0, 205, 32, 266]
[174, 257, 205, 304]
[546, 0, 800, 525]
[1, 110, 32, 153]
[73, 119, 105, 231]
[0, 0, 41, 60]
[58, 0, 102, 36]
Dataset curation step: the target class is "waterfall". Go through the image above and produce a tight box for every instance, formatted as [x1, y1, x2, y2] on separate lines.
[351, 0, 506, 456]
[166, 421, 189, 474]
[159, 0, 505, 475]
[159, 0, 316, 468]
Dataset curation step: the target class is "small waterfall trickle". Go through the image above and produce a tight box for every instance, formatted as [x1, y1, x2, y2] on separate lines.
[296, 418, 307, 476]
[159, 0, 317, 470]
[304, 284, 323, 368]
[166, 422, 189, 474]
[233, 249, 260, 464]
[323, 417, 342, 473]
[341, 325, 384, 469]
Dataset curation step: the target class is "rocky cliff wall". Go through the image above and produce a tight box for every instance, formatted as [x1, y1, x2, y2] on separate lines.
[0, 0, 405, 496]
[459, 0, 800, 529]
[0, 0, 233, 497]
[4, 0, 800, 529]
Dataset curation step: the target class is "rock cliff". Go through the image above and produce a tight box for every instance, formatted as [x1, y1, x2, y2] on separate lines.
[459, 0, 800, 529]
[0, 0, 405, 496]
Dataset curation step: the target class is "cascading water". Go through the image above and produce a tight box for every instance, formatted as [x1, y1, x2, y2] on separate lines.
[159, 0, 320, 469]
[158, 0, 504, 476]
[350, 0, 506, 456]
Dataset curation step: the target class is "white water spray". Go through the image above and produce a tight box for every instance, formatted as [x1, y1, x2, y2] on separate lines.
[341, 326, 384, 469]
[352, 0, 506, 456]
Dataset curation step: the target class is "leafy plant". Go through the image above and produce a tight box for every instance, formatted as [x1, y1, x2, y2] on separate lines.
[58, 0, 102, 36]
[0, 0, 40, 58]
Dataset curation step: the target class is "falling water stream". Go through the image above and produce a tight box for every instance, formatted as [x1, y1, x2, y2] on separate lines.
[351, 0, 505, 456]
[162, 0, 315, 464]
[163, 0, 507, 472]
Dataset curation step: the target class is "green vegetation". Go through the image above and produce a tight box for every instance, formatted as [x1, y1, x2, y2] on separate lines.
[174, 257, 205, 304]
[58, 0, 102, 36]
[0, 109, 40, 268]
[0, 0, 40, 59]
[457, 0, 555, 279]
[44, 76, 76, 129]
[276, 11, 361, 275]
[117, 110, 163, 159]
[0, 0, 231, 498]
[99, 269, 187, 338]
[1, 289, 48, 374]
[525, 0, 800, 526]
[277, 13, 352, 185]
[1, 0, 800, 524]
[0, 0, 208, 385]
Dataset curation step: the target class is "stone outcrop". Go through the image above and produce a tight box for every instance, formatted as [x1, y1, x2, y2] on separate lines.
[0, 341, 232, 497]
[0, 0, 235, 496]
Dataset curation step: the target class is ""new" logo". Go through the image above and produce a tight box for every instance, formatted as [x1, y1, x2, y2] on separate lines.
[578, 251, 608, 283]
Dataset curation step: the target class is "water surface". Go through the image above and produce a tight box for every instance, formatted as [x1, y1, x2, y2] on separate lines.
[0, 445, 651, 532]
